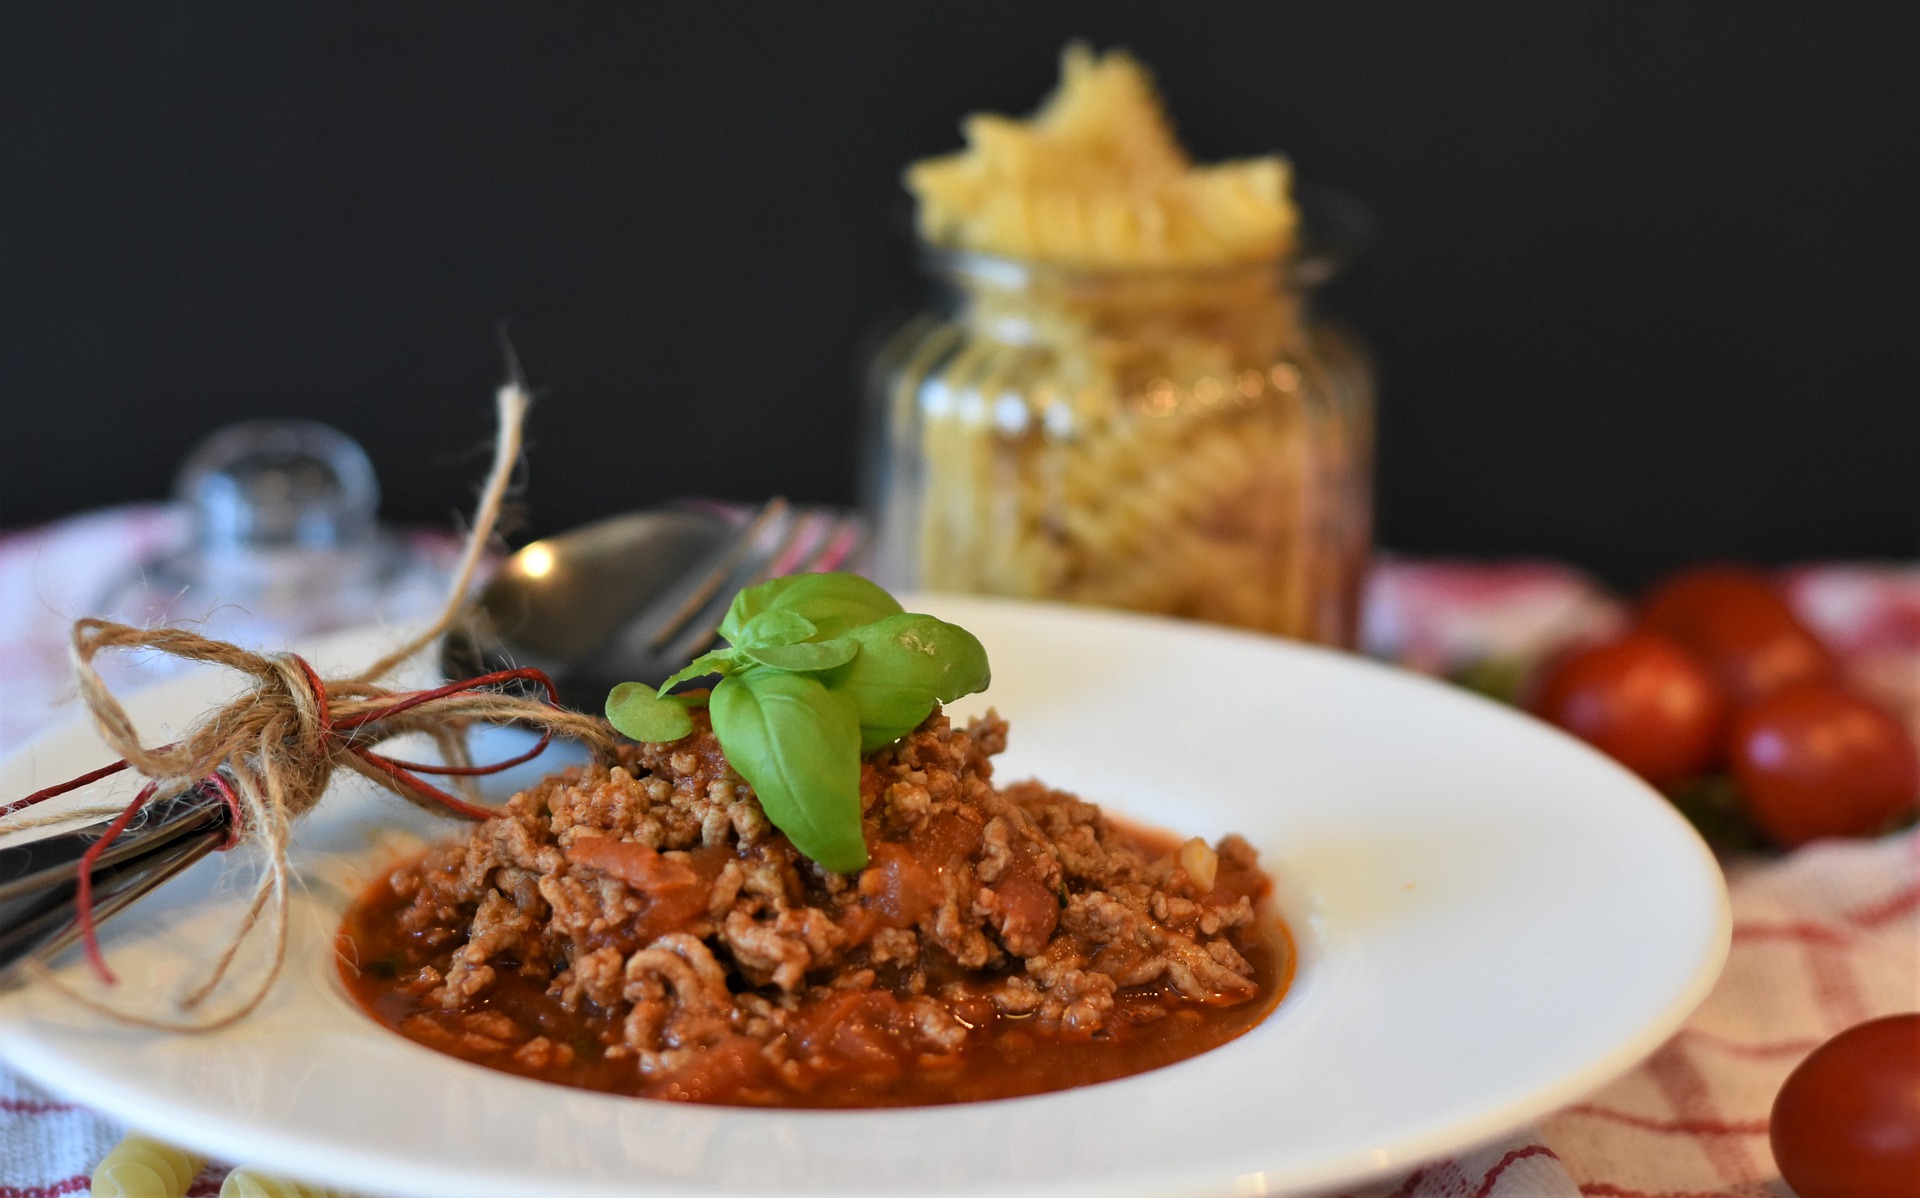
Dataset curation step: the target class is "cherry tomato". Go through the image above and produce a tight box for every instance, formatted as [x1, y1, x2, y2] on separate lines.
[1640, 564, 1782, 627]
[1638, 565, 1836, 707]
[1772, 1013, 1920, 1198]
[1728, 683, 1919, 847]
[1530, 632, 1726, 785]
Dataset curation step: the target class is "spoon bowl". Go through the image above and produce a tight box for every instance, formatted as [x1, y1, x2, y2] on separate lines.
[441, 508, 739, 709]
[443, 502, 866, 710]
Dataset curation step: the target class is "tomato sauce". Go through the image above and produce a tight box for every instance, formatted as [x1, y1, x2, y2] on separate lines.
[337, 846, 1291, 1108]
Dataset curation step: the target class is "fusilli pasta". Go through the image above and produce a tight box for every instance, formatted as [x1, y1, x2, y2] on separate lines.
[906, 44, 1297, 268]
[877, 44, 1369, 644]
[218, 1169, 357, 1198]
[89, 1132, 203, 1198]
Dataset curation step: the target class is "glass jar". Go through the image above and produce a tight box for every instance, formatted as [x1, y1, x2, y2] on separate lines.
[863, 248, 1374, 646]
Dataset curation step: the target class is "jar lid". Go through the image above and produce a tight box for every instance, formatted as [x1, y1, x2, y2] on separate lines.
[174, 420, 379, 553]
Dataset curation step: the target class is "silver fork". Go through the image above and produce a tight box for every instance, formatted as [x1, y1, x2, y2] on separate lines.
[599, 497, 800, 686]
[610, 500, 871, 687]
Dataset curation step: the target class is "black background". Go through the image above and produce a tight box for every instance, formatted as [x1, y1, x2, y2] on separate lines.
[4, 3, 1914, 587]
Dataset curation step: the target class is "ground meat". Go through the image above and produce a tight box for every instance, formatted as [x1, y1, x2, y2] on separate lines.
[369, 707, 1267, 1096]
[614, 933, 736, 1073]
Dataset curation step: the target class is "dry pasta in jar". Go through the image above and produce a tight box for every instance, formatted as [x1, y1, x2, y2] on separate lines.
[866, 45, 1372, 645]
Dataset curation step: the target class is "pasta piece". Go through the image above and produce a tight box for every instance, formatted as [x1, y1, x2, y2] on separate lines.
[89, 1132, 204, 1198]
[218, 1169, 357, 1198]
[906, 44, 1296, 267]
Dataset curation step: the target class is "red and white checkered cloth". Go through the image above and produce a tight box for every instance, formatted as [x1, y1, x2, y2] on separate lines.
[1, 512, 1915, 1197]
[1350, 559, 1920, 1198]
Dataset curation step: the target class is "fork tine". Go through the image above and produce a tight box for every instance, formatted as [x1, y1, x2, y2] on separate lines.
[808, 510, 871, 575]
[657, 509, 870, 668]
[637, 498, 789, 652]
[759, 506, 856, 579]
[653, 505, 813, 668]
[776, 508, 869, 578]
[763, 507, 829, 578]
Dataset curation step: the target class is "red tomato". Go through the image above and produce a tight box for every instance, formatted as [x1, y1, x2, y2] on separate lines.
[1638, 565, 1836, 707]
[1772, 1013, 1920, 1198]
[1639, 564, 1782, 627]
[1729, 683, 1920, 847]
[1530, 632, 1727, 785]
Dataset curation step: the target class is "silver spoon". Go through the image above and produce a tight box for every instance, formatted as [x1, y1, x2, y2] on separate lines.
[442, 498, 867, 710]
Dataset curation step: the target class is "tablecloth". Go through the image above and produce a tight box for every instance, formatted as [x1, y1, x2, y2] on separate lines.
[1, 507, 1915, 1198]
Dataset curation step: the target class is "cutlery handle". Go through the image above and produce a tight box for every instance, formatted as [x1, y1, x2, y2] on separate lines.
[0, 826, 224, 981]
[0, 779, 231, 903]
[0, 779, 234, 982]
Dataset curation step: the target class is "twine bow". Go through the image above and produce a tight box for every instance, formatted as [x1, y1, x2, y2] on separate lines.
[2, 372, 614, 1030]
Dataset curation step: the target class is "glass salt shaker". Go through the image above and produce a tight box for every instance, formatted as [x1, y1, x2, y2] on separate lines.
[97, 420, 447, 649]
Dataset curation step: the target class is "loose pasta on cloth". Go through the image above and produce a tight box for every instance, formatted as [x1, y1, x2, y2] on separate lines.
[89, 1133, 204, 1198]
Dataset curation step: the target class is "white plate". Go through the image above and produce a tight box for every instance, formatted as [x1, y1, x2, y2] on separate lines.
[0, 597, 1728, 1197]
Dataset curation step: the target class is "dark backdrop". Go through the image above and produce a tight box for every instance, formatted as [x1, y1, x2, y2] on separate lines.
[4, 3, 1915, 587]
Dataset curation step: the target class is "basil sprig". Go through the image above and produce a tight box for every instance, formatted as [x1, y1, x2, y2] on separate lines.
[604, 573, 989, 872]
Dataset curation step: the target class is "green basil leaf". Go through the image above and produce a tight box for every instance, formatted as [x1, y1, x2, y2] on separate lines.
[719, 573, 904, 643]
[605, 681, 695, 743]
[827, 613, 991, 751]
[737, 635, 860, 673]
[656, 648, 737, 695]
[709, 670, 867, 872]
[735, 609, 816, 649]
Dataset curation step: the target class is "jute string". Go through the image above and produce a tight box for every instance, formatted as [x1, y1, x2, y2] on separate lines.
[4, 376, 616, 1030]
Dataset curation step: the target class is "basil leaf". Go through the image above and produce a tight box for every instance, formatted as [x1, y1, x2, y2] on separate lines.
[656, 648, 737, 695]
[828, 613, 991, 752]
[735, 609, 816, 649]
[710, 670, 867, 872]
[719, 573, 903, 643]
[737, 635, 860, 673]
[605, 681, 695, 743]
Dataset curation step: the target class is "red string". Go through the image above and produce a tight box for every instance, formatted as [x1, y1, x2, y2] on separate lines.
[331, 667, 557, 729]
[345, 750, 501, 821]
[6, 664, 568, 983]
[2, 759, 134, 819]
[72, 783, 157, 985]
[292, 656, 334, 742]
[202, 772, 245, 852]
[375, 733, 554, 777]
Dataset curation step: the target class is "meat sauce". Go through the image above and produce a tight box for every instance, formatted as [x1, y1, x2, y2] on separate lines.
[334, 710, 1291, 1107]
[338, 830, 1289, 1107]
